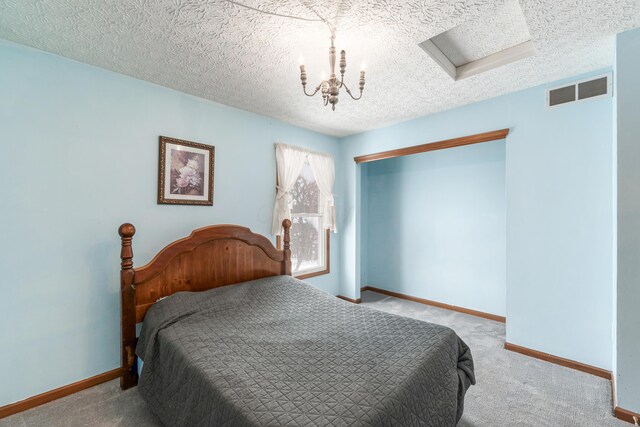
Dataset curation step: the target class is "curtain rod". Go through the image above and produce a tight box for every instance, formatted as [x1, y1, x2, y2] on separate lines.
[275, 142, 334, 159]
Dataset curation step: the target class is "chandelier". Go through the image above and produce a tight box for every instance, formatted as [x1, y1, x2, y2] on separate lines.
[299, 28, 365, 111]
[223, 0, 365, 111]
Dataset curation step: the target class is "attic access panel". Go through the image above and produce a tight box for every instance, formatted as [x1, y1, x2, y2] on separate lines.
[419, 0, 535, 81]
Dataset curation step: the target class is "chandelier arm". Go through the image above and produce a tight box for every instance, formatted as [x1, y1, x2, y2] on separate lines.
[343, 83, 363, 101]
[303, 84, 322, 97]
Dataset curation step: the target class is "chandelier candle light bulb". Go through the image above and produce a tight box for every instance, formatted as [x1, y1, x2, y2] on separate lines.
[300, 64, 307, 88]
[299, 29, 365, 110]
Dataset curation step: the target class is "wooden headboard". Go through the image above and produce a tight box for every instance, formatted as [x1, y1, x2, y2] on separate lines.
[118, 219, 292, 389]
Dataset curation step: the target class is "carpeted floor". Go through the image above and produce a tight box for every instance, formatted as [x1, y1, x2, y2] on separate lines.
[1, 290, 625, 427]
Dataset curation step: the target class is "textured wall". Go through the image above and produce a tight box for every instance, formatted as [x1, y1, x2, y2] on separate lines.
[616, 27, 640, 413]
[0, 39, 340, 407]
[339, 69, 615, 370]
[363, 141, 506, 316]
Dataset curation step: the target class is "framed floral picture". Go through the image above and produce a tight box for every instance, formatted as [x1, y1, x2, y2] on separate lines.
[158, 136, 215, 205]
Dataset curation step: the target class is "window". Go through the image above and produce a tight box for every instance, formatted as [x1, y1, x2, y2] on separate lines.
[272, 143, 335, 279]
[289, 161, 329, 278]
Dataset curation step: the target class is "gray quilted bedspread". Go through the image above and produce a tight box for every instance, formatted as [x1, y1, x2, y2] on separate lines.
[136, 275, 475, 427]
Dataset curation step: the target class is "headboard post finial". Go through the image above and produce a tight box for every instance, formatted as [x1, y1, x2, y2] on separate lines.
[118, 223, 138, 390]
[119, 223, 136, 270]
[282, 219, 292, 276]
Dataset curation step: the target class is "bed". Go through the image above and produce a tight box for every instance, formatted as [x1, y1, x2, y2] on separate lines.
[118, 220, 475, 426]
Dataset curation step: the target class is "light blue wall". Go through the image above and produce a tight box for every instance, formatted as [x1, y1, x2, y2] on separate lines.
[616, 27, 640, 413]
[0, 32, 624, 409]
[0, 40, 340, 406]
[340, 70, 615, 370]
[364, 140, 506, 316]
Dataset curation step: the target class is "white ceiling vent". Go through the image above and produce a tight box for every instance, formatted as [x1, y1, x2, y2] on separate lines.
[419, 0, 535, 81]
[546, 73, 612, 107]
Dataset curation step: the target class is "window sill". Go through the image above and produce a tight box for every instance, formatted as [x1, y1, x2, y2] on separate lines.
[295, 268, 330, 280]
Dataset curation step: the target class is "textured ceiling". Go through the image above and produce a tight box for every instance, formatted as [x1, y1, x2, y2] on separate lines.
[430, 0, 531, 66]
[0, 0, 638, 137]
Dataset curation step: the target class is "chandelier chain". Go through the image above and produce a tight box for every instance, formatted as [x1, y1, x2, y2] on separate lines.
[223, 0, 334, 30]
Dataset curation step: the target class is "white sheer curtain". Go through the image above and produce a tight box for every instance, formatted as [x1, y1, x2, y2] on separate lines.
[308, 153, 337, 233]
[271, 143, 337, 235]
[271, 144, 307, 235]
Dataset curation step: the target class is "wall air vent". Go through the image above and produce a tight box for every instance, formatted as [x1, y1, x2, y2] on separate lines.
[578, 76, 609, 100]
[547, 73, 612, 107]
[549, 85, 576, 106]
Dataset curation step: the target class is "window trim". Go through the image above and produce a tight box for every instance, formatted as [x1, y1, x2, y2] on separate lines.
[277, 229, 330, 279]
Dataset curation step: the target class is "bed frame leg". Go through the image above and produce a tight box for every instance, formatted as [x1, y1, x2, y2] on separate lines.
[119, 223, 139, 389]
